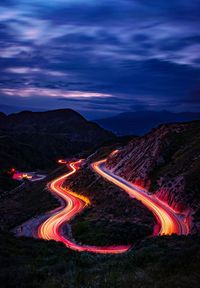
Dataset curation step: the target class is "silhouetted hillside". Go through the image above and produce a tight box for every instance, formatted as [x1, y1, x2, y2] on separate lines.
[0, 109, 114, 171]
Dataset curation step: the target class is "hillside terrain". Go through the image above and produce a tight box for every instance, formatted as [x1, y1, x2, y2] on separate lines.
[0, 109, 114, 171]
[64, 159, 154, 246]
[0, 109, 114, 192]
[95, 110, 200, 135]
[0, 119, 199, 287]
[0, 113, 200, 287]
[106, 121, 200, 232]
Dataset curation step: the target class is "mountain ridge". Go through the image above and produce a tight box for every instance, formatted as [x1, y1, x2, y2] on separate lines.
[0, 109, 114, 171]
[95, 110, 200, 135]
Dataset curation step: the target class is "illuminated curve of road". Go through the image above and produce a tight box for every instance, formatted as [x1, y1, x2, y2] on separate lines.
[92, 159, 189, 236]
[38, 155, 189, 254]
[38, 160, 131, 254]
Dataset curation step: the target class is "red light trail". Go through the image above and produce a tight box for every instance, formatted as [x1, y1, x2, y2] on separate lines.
[92, 158, 189, 236]
[37, 160, 131, 254]
[37, 154, 189, 255]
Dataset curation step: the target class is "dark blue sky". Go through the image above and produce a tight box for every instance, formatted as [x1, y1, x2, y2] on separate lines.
[0, 0, 200, 118]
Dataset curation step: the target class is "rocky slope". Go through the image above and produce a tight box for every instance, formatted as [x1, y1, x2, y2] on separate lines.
[0, 109, 114, 171]
[106, 121, 200, 232]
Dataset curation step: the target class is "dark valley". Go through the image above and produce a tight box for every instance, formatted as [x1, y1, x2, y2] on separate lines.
[0, 108, 199, 287]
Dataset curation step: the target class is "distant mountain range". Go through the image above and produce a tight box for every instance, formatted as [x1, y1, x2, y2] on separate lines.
[95, 110, 200, 135]
[0, 104, 40, 115]
[0, 109, 114, 170]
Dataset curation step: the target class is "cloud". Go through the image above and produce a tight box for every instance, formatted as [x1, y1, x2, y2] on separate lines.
[1, 87, 112, 99]
[0, 0, 199, 116]
[5, 67, 66, 77]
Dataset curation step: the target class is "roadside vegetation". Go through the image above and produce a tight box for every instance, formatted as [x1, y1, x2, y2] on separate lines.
[0, 233, 199, 288]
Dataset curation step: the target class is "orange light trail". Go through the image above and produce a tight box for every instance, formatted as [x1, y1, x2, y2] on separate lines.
[38, 160, 131, 254]
[92, 159, 189, 236]
[38, 153, 189, 255]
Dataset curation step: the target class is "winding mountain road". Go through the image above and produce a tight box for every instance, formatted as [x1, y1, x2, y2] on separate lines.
[37, 154, 189, 254]
[37, 160, 131, 254]
[92, 159, 189, 236]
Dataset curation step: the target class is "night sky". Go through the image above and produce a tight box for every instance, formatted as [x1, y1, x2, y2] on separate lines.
[0, 0, 200, 118]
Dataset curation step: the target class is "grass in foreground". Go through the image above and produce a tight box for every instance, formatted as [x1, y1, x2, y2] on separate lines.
[0, 233, 199, 288]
